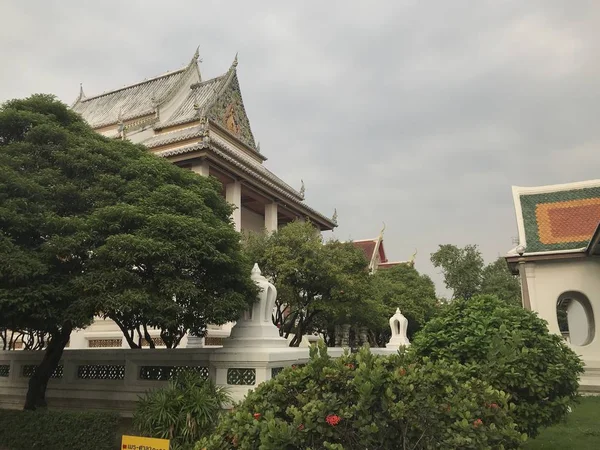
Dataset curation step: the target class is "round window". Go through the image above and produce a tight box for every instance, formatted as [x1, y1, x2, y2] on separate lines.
[556, 291, 595, 346]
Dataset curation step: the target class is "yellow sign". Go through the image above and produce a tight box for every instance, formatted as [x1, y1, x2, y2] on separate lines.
[121, 434, 170, 450]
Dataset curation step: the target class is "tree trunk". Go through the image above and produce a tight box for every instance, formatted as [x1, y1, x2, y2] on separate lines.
[24, 323, 72, 410]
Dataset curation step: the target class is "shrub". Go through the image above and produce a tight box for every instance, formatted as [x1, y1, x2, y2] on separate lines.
[0, 408, 120, 450]
[134, 370, 230, 450]
[410, 294, 584, 438]
[197, 343, 525, 449]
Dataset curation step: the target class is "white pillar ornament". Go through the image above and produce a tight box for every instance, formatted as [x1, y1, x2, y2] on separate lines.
[225, 264, 287, 348]
[386, 308, 410, 349]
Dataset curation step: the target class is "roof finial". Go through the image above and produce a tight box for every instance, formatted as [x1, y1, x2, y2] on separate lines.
[256, 141, 261, 153]
[410, 249, 418, 265]
[74, 83, 86, 104]
[332, 208, 338, 224]
[299, 180, 305, 199]
[379, 222, 386, 239]
[192, 46, 200, 63]
[232, 52, 238, 68]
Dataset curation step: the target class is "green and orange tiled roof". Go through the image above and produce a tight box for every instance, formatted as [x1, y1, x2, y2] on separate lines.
[513, 181, 600, 253]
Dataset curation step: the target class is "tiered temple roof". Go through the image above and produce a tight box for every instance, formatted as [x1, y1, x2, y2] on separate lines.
[72, 49, 336, 231]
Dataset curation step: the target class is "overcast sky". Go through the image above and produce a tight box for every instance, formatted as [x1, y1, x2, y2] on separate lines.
[2, 1, 599, 296]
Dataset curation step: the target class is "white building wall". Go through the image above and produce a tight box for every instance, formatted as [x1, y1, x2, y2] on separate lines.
[524, 258, 600, 368]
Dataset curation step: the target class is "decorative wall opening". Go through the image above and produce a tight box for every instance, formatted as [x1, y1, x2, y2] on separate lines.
[77, 364, 125, 380]
[557, 291, 595, 346]
[139, 365, 209, 381]
[22, 364, 64, 379]
[227, 368, 256, 385]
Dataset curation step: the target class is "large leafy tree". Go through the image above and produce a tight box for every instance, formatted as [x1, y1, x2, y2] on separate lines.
[243, 221, 372, 347]
[370, 264, 440, 344]
[0, 95, 256, 409]
[480, 257, 522, 307]
[431, 244, 521, 304]
[430, 244, 484, 299]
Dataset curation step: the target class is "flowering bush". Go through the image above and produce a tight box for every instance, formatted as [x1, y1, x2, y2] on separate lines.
[196, 343, 525, 449]
[410, 295, 584, 438]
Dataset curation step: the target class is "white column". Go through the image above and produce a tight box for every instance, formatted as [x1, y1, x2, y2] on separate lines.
[191, 160, 209, 176]
[226, 181, 242, 232]
[265, 203, 278, 234]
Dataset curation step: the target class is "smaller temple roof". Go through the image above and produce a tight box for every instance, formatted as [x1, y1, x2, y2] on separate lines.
[511, 179, 600, 255]
[351, 234, 411, 271]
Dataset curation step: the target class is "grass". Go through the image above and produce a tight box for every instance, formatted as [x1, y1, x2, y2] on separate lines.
[523, 396, 600, 449]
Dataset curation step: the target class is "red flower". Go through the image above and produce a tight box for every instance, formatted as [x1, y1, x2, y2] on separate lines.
[398, 368, 406, 376]
[292, 365, 297, 369]
[326, 414, 341, 426]
[490, 403, 499, 409]
[253, 413, 261, 420]
[345, 363, 355, 369]
[473, 418, 483, 428]
[298, 424, 305, 431]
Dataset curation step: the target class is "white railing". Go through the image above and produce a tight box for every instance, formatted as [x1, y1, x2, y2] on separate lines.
[0, 348, 214, 415]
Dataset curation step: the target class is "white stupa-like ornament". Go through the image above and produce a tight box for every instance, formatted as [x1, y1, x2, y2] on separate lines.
[386, 308, 410, 349]
[225, 264, 287, 348]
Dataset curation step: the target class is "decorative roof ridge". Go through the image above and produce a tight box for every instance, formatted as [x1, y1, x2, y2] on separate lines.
[154, 142, 336, 229]
[208, 119, 266, 162]
[506, 247, 587, 257]
[209, 133, 300, 198]
[189, 74, 226, 90]
[144, 125, 204, 149]
[154, 54, 201, 109]
[91, 109, 156, 130]
[352, 238, 379, 243]
[196, 54, 238, 118]
[513, 179, 600, 196]
[81, 66, 188, 102]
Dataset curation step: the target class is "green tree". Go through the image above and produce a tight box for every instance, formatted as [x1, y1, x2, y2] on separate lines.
[411, 295, 584, 438]
[243, 221, 372, 347]
[431, 245, 521, 305]
[431, 244, 484, 299]
[0, 95, 256, 409]
[371, 264, 440, 344]
[480, 257, 521, 307]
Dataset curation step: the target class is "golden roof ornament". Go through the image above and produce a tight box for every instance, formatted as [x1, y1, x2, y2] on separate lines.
[379, 222, 386, 239]
[410, 249, 418, 265]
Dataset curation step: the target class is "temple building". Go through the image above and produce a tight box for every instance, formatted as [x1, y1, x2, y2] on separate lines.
[505, 179, 600, 392]
[72, 48, 336, 234]
[65, 48, 336, 349]
[351, 227, 414, 273]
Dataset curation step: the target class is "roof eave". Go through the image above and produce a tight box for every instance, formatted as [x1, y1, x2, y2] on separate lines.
[586, 222, 600, 256]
